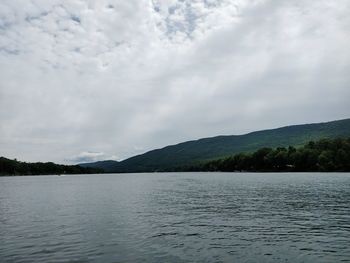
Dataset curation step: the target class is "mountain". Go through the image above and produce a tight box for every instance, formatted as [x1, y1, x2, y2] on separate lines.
[79, 160, 118, 171]
[79, 118, 350, 172]
[189, 137, 350, 172]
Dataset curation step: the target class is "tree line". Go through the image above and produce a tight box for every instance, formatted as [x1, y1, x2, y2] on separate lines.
[0, 157, 103, 176]
[186, 137, 350, 172]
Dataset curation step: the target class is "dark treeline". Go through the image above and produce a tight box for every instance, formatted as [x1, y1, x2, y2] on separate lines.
[186, 138, 350, 172]
[0, 157, 103, 176]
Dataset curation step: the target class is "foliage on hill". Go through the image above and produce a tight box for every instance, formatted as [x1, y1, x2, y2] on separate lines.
[79, 118, 350, 172]
[0, 157, 103, 176]
[185, 138, 350, 172]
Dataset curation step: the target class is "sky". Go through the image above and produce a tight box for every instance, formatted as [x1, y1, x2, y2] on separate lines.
[0, 0, 350, 164]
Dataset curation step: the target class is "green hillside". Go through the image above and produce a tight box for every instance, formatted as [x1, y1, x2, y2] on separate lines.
[189, 137, 350, 172]
[79, 118, 350, 172]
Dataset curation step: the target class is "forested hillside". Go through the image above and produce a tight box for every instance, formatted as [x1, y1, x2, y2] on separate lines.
[80, 118, 350, 172]
[186, 138, 350, 172]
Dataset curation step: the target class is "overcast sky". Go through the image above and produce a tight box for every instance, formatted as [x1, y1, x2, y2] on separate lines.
[1, 0, 349, 164]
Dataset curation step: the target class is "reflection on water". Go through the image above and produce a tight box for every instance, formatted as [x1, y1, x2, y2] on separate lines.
[0, 173, 349, 262]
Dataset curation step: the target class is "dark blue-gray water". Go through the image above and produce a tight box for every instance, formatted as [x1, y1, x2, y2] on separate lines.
[0, 173, 350, 263]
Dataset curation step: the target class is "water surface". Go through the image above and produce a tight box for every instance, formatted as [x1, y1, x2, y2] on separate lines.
[1, 173, 350, 262]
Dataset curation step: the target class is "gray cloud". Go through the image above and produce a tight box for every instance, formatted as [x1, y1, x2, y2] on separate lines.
[0, 0, 349, 164]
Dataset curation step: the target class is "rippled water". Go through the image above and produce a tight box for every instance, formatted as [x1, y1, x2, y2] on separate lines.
[0, 173, 350, 263]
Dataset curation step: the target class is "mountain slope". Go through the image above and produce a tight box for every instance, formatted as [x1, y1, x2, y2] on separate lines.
[79, 118, 350, 172]
[79, 160, 118, 171]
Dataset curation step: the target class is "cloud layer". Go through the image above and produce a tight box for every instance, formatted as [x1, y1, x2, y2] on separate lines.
[1, 0, 350, 163]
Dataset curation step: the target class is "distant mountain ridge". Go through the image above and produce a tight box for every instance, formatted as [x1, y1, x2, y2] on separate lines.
[79, 118, 350, 172]
[79, 160, 118, 171]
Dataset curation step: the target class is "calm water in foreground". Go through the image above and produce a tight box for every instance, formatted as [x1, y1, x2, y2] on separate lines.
[0, 173, 350, 263]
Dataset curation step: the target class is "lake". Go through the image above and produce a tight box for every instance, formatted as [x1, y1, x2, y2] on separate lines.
[0, 173, 349, 263]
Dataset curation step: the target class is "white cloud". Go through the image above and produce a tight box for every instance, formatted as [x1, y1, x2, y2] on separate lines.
[0, 0, 349, 163]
